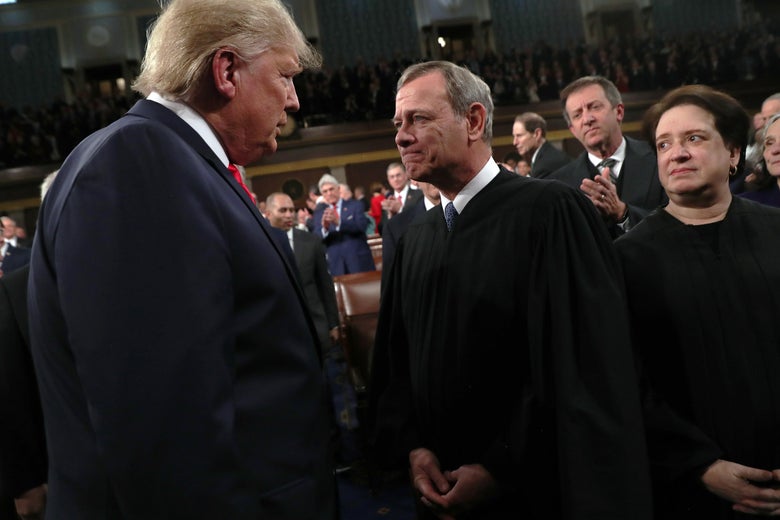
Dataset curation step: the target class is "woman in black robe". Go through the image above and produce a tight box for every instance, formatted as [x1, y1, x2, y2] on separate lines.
[615, 85, 780, 518]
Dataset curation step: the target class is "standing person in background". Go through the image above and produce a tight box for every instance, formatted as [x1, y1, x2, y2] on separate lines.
[370, 60, 652, 520]
[27, 1, 337, 518]
[380, 162, 423, 227]
[618, 84, 780, 518]
[314, 174, 375, 275]
[368, 181, 386, 233]
[511, 112, 571, 179]
[740, 113, 780, 207]
[0, 172, 57, 520]
[551, 76, 667, 237]
[380, 180, 440, 290]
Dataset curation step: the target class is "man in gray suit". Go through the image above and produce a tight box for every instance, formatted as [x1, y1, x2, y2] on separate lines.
[266, 192, 340, 350]
[550, 76, 666, 237]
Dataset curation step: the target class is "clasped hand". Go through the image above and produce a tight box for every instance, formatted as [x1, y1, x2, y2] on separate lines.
[702, 459, 780, 515]
[409, 447, 498, 519]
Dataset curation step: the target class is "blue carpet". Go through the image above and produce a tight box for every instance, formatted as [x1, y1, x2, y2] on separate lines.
[338, 469, 416, 519]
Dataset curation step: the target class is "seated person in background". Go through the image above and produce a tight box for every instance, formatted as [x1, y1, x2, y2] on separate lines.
[739, 113, 780, 207]
[313, 174, 375, 275]
[616, 84, 780, 518]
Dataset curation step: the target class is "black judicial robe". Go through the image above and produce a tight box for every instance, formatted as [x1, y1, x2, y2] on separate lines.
[615, 197, 780, 519]
[370, 171, 653, 519]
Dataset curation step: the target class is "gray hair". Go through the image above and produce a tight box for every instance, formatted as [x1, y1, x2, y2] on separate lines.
[560, 76, 622, 126]
[397, 61, 494, 142]
[41, 170, 59, 200]
[133, 0, 321, 101]
[318, 173, 339, 190]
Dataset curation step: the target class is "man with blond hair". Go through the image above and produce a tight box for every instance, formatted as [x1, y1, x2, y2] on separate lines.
[27, 1, 337, 517]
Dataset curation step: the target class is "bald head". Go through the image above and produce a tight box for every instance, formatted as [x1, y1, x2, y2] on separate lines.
[265, 192, 296, 231]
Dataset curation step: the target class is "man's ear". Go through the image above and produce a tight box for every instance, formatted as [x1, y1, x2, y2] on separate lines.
[465, 102, 487, 142]
[212, 48, 238, 100]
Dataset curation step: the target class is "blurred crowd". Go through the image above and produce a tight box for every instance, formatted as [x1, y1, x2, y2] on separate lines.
[2, 20, 779, 169]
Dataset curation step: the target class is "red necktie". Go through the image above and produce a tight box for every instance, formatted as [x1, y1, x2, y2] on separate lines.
[227, 164, 256, 204]
[332, 203, 339, 218]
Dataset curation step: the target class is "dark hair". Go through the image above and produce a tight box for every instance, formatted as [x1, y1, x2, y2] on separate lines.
[503, 151, 521, 163]
[514, 112, 547, 137]
[560, 76, 621, 126]
[642, 84, 750, 175]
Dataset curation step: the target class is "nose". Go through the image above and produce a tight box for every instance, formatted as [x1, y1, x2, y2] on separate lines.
[395, 123, 414, 148]
[669, 141, 691, 161]
[286, 81, 300, 112]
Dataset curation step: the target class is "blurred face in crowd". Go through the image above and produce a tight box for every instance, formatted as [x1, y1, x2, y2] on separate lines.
[759, 98, 780, 128]
[517, 158, 532, 176]
[512, 121, 542, 157]
[763, 118, 780, 178]
[1, 217, 15, 240]
[340, 184, 353, 200]
[320, 182, 340, 205]
[266, 194, 296, 231]
[565, 83, 624, 156]
[386, 165, 409, 192]
[654, 104, 738, 203]
[394, 71, 469, 185]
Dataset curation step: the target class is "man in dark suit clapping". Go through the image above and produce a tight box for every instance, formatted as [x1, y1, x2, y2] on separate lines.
[550, 76, 667, 237]
[314, 174, 376, 276]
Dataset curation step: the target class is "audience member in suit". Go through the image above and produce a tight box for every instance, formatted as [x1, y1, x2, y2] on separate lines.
[0, 239, 31, 277]
[511, 112, 571, 179]
[27, 1, 337, 518]
[740, 112, 780, 207]
[380, 162, 423, 229]
[0, 266, 48, 520]
[314, 173, 375, 276]
[0, 217, 20, 248]
[266, 192, 340, 353]
[370, 60, 652, 519]
[268, 192, 359, 471]
[550, 76, 667, 237]
[380, 181, 440, 291]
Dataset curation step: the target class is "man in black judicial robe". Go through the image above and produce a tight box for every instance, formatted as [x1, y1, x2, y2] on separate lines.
[616, 196, 780, 519]
[369, 60, 652, 520]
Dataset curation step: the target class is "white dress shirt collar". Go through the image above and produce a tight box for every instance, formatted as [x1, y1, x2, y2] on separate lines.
[588, 137, 626, 178]
[439, 156, 500, 216]
[147, 92, 230, 168]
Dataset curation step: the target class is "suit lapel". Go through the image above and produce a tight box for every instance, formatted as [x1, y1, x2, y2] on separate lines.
[618, 138, 653, 202]
[129, 100, 310, 314]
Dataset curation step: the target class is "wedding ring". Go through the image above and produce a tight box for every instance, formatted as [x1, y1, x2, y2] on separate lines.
[600, 194, 605, 200]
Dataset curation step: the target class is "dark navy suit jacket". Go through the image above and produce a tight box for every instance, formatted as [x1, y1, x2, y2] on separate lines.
[28, 100, 336, 519]
[0, 266, 46, 517]
[313, 198, 375, 276]
[550, 136, 667, 237]
[1, 245, 31, 275]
